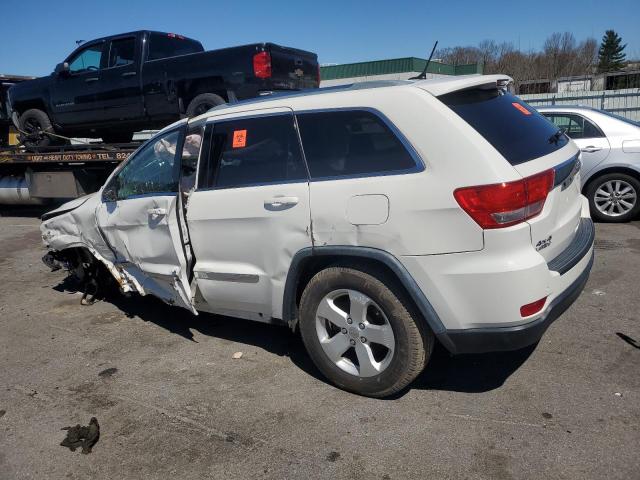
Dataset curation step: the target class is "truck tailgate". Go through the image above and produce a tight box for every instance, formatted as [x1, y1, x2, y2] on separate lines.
[267, 43, 318, 89]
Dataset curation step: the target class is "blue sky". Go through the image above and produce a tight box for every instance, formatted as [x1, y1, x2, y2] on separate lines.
[1, 0, 639, 76]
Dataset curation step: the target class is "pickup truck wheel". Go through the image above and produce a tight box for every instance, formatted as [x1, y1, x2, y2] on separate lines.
[298, 267, 433, 398]
[101, 131, 134, 144]
[186, 93, 226, 117]
[18, 109, 54, 148]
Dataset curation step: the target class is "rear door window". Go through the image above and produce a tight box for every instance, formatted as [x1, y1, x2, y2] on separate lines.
[200, 114, 307, 189]
[296, 109, 419, 179]
[108, 37, 136, 68]
[543, 113, 604, 139]
[439, 89, 568, 165]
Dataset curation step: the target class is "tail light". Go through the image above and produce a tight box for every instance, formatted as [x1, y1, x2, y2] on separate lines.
[520, 297, 547, 317]
[253, 51, 272, 79]
[454, 169, 555, 229]
[316, 64, 321, 85]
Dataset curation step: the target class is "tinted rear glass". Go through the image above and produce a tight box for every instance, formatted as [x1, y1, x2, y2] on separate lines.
[296, 110, 418, 179]
[439, 89, 568, 165]
[147, 33, 203, 61]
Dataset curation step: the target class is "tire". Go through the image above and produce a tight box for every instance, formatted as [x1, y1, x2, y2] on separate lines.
[101, 131, 134, 144]
[18, 108, 54, 148]
[585, 173, 640, 223]
[298, 267, 433, 397]
[186, 93, 226, 117]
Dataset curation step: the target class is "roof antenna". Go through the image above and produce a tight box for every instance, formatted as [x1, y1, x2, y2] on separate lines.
[410, 41, 438, 80]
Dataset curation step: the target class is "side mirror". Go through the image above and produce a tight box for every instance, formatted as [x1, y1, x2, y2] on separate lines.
[102, 180, 118, 203]
[54, 62, 70, 76]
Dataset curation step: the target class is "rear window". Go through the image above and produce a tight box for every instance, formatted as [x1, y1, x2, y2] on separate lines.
[439, 89, 568, 165]
[296, 110, 418, 179]
[147, 33, 204, 61]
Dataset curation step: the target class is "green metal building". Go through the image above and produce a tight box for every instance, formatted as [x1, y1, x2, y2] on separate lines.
[320, 57, 483, 86]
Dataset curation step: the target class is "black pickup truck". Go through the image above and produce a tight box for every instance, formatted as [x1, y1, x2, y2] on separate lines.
[7, 31, 319, 147]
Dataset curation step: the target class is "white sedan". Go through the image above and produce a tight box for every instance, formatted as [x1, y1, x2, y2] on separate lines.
[538, 106, 640, 222]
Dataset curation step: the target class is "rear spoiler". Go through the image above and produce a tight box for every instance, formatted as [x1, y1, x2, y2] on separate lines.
[414, 74, 514, 97]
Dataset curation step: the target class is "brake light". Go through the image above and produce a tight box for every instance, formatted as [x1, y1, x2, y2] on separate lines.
[253, 51, 272, 79]
[520, 297, 547, 317]
[454, 169, 555, 229]
[316, 64, 321, 85]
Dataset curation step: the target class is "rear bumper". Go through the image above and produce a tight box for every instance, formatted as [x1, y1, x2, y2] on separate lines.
[436, 251, 593, 354]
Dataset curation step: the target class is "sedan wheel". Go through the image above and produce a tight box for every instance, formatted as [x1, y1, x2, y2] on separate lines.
[587, 173, 640, 222]
[594, 180, 637, 217]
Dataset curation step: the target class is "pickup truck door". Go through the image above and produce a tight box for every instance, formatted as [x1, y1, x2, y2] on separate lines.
[95, 124, 196, 312]
[50, 41, 106, 127]
[93, 35, 144, 123]
[186, 108, 312, 321]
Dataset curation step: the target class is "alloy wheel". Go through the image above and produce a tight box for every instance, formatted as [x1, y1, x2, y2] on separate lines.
[594, 179, 637, 217]
[315, 288, 395, 377]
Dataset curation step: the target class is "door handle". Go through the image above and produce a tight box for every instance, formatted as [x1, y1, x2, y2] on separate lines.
[85, 77, 99, 83]
[121, 71, 136, 78]
[147, 207, 167, 216]
[581, 146, 602, 153]
[264, 196, 299, 210]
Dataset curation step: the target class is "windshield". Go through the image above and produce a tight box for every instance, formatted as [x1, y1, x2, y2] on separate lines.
[439, 89, 569, 165]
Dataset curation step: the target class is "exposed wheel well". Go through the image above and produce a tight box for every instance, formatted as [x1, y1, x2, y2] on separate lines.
[583, 167, 640, 193]
[13, 100, 48, 118]
[181, 82, 228, 108]
[285, 250, 444, 340]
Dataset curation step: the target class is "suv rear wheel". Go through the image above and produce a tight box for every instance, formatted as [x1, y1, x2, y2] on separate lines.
[586, 172, 640, 222]
[299, 267, 432, 397]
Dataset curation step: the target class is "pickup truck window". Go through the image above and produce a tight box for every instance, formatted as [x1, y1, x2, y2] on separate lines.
[147, 33, 204, 61]
[115, 129, 182, 199]
[108, 38, 135, 68]
[201, 114, 307, 189]
[68, 44, 103, 73]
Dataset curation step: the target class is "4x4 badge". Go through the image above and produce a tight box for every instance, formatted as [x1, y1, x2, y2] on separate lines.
[536, 235, 552, 251]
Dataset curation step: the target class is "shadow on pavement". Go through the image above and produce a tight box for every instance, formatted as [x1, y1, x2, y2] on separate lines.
[55, 277, 535, 395]
[411, 343, 536, 393]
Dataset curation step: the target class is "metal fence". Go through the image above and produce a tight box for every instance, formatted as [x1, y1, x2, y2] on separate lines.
[520, 88, 640, 121]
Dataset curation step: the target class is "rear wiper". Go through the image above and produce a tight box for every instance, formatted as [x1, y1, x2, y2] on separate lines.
[548, 128, 566, 144]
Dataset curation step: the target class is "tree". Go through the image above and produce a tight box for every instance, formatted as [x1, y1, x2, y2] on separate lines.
[597, 30, 626, 73]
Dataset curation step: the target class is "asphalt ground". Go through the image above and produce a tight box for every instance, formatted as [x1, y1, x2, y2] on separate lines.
[0, 207, 638, 479]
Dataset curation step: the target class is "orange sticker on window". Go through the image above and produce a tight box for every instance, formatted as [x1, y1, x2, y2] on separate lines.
[232, 129, 247, 148]
[512, 102, 531, 115]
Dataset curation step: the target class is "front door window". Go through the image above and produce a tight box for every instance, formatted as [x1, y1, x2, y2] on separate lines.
[112, 129, 182, 200]
[68, 44, 104, 74]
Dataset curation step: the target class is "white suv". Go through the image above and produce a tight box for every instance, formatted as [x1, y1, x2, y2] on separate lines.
[41, 75, 594, 397]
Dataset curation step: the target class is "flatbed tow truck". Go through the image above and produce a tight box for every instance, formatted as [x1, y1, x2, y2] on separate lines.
[0, 142, 139, 205]
[2, 74, 137, 205]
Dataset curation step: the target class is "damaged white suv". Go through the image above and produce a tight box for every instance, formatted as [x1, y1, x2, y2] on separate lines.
[41, 75, 594, 397]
